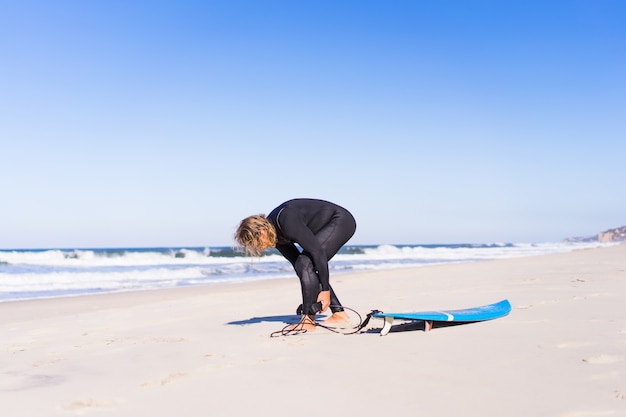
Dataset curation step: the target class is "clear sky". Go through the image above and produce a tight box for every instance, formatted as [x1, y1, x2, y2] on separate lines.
[1, 1, 624, 249]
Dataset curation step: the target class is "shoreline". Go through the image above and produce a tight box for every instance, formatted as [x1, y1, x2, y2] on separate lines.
[0, 241, 611, 304]
[3, 242, 613, 306]
[1, 244, 624, 416]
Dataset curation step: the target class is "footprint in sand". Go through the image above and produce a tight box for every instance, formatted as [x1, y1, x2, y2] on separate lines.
[62, 398, 120, 412]
[33, 357, 65, 367]
[140, 372, 188, 388]
[202, 354, 235, 370]
[582, 354, 625, 364]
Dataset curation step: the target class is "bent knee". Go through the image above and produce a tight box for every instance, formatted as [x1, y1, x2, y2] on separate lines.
[294, 255, 314, 275]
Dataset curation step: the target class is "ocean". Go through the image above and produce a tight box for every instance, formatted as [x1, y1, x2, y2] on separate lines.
[0, 242, 609, 303]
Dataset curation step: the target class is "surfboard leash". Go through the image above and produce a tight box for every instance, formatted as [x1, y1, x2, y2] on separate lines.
[270, 306, 381, 337]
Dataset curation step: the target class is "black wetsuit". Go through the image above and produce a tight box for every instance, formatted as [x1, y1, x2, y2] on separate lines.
[266, 199, 357, 315]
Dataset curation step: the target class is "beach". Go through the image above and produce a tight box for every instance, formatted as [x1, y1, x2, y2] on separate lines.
[1, 244, 624, 417]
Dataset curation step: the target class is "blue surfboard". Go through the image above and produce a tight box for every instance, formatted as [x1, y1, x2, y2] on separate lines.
[372, 299, 511, 335]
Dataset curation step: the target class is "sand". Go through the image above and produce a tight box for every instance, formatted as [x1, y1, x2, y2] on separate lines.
[1, 244, 625, 417]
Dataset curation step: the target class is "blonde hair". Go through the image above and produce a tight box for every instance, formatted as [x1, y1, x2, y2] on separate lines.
[234, 215, 277, 256]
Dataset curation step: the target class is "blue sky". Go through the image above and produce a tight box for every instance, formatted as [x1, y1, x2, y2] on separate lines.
[1, 1, 624, 248]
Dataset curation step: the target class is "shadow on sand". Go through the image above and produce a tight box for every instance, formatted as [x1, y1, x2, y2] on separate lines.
[362, 319, 474, 334]
[228, 315, 476, 334]
[226, 315, 302, 326]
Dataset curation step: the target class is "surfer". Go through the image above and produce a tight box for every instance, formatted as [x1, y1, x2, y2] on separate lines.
[234, 198, 357, 332]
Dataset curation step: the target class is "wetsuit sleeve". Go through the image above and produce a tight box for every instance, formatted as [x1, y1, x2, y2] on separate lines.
[278, 209, 331, 291]
[275, 243, 301, 267]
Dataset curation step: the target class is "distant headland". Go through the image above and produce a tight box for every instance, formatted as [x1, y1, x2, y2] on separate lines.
[565, 225, 626, 243]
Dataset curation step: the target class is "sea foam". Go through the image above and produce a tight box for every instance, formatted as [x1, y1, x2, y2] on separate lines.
[0, 242, 611, 302]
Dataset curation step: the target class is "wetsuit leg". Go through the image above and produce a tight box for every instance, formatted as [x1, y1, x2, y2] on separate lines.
[315, 208, 357, 260]
[299, 208, 357, 314]
[294, 255, 321, 314]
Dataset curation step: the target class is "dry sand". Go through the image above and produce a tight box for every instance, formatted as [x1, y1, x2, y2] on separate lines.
[1, 244, 625, 417]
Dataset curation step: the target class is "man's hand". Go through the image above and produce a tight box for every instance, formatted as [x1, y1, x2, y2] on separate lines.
[317, 290, 331, 313]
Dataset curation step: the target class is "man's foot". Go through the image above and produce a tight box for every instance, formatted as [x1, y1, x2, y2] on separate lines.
[283, 315, 316, 333]
[320, 311, 351, 327]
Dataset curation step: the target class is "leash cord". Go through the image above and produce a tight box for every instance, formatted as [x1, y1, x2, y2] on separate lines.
[270, 305, 376, 337]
